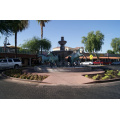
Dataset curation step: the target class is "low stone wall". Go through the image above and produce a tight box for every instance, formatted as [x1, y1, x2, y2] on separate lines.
[34, 66, 92, 73]
[101, 65, 120, 70]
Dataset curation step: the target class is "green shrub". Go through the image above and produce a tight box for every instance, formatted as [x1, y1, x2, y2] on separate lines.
[4, 69, 48, 81]
[92, 74, 101, 80]
[26, 74, 32, 79]
[38, 75, 42, 81]
[34, 75, 38, 80]
[30, 75, 34, 80]
[13, 74, 21, 78]
[85, 75, 89, 78]
[102, 75, 110, 80]
[117, 71, 120, 76]
[20, 75, 26, 79]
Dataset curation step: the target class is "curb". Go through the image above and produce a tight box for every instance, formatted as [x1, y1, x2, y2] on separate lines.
[85, 78, 120, 84]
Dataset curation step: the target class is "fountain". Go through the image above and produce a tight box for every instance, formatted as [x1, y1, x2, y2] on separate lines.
[52, 36, 73, 66]
[34, 37, 92, 72]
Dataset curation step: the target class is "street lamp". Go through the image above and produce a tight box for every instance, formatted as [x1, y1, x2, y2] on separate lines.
[3, 37, 11, 57]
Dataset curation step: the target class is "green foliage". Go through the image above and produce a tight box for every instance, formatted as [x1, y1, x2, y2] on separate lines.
[107, 50, 115, 54]
[102, 75, 110, 80]
[0, 20, 17, 35]
[37, 20, 50, 28]
[13, 73, 21, 78]
[20, 37, 41, 54]
[20, 37, 51, 54]
[111, 38, 120, 54]
[34, 75, 39, 80]
[11, 20, 29, 33]
[39, 39, 51, 50]
[20, 74, 26, 79]
[92, 74, 100, 80]
[30, 75, 34, 80]
[104, 70, 117, 78]
[85, 75, 89, 78]
[81, 31, 104, 54]
[117, 71, 120, 76]
[4, 69, 48, 81]
[12, 20, 29, 57]
[105, 70, 113, 74]
[85, 70, 120, 81]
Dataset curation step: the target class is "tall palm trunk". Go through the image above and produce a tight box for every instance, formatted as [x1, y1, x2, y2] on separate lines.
[41, 25, 43, 54]
[15, 32, 17, 58]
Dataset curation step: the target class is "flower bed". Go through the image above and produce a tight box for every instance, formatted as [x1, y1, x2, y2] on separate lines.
[84, 70, 120, 80]
[4, 69, 48, 81]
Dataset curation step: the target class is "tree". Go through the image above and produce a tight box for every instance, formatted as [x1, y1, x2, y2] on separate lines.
[39, 39, 51, 53]
[12, 20, 29, 58]
[37, 20, 50, 54]
[20, 37, 40, 53]
[82, 31, 104, 59]
[107, 50, 115, 54]
[111, 38, 120, 54]
[37, 20, 50, 39]
[20, 37, 51, 55]
[0, 20, 15, 35]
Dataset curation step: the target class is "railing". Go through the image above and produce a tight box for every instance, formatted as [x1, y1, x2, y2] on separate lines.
[0, 48, 36, 55]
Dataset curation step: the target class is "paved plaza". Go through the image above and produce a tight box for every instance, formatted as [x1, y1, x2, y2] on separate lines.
[0, 67, 120, 99]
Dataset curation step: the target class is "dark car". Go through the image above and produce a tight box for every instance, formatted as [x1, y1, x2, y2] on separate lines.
[111, 61, 120, 65]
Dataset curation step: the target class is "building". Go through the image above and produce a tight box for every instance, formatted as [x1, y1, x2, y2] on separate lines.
[79, 53, 120, 62]
[53, 46, 84, 53]
[0, 46, 37, 66]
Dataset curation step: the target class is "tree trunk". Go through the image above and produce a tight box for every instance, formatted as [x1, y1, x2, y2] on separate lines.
[15, 32, 17, 58]
[41, 25, 43, 54]
[94, 53, 99, 60]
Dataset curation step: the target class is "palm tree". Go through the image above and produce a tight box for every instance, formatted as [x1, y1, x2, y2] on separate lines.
[37, 20, 50, 39]
[12, 20, 29, 58]
[0, 20, 15, 35]
[37, 20, 50, 54]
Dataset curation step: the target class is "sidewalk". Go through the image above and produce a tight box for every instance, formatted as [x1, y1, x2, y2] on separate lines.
[21, 67, 105, 85]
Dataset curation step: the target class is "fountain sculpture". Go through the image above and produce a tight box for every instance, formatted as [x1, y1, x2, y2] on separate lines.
[52, 36, 73, 66]
[34, 36, 92, 72]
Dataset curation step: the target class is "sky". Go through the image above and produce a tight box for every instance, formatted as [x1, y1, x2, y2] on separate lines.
[1, 20, 120, 53]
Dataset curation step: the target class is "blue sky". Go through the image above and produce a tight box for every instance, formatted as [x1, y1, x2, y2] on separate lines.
[1, 20, 120, 53]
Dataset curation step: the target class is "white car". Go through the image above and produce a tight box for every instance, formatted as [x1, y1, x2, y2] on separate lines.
[80, 61, 93, 65]
[0, 58, 22, 69]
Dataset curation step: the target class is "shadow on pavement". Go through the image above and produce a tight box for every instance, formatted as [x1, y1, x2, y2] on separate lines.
[0, 70, 7, 81]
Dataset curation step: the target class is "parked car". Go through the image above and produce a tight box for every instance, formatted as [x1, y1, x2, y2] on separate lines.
[111, 61, 120, 65]
[93, 60, 103, 65]
[93, 60, 112, 65]
[80, 61, 93, 65]
[0, 58, 22, 70]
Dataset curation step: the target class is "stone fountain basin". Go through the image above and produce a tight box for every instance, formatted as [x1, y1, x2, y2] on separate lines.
[34, 66, 92, 73]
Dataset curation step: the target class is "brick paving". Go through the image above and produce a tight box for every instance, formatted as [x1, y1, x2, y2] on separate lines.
[21, 67, 104, 86]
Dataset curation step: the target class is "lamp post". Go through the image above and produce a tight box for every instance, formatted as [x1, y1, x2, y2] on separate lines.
[3, 37, 11, 58]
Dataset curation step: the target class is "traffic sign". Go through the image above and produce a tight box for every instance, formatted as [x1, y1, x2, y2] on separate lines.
[90, 55, 93, 60]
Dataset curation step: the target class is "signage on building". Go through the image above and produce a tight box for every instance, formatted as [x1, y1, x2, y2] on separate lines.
[99, 54, 105, 57]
